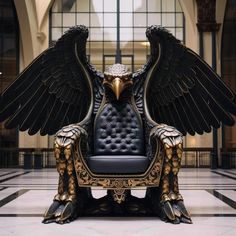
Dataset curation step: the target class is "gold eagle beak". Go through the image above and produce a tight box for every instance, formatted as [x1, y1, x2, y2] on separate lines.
[111, 77, 124, 100]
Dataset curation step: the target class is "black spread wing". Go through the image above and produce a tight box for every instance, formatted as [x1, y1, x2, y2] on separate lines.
[134, 25, 236, 135]
[0, 25, 103, 135]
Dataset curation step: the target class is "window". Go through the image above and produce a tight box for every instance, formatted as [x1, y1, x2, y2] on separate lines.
[50, 0, 184, 72]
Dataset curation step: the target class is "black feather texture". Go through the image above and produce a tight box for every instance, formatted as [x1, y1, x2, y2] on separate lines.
[0, 25, 104, 135]
[133, 25, 236, 135]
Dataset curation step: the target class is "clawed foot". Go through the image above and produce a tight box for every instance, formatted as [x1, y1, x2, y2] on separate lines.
[42, 200, 77, 224]
[160, 198, 192, 224]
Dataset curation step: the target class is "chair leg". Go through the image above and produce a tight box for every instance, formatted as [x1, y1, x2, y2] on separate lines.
[157, 146, 192, 224]
[42, 146, 78, 224]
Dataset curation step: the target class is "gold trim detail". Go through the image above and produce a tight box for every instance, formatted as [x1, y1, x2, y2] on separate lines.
[113, 189, 126, 204]
[73, 138, 163, 189]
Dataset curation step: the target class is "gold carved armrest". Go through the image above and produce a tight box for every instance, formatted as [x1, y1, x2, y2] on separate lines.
[146, 121, 182, 160]
[150, 124, 183, 149]
[149, 123, 183, 173]
[54, 123, 88, 149]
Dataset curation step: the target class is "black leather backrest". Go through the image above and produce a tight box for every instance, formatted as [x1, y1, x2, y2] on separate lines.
[94, 102, 144, 155]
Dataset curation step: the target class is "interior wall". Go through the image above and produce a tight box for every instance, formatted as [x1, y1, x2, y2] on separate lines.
[221, 0, 236, 148]
[180, 0, 227, 148]
[14, 0, 53, 148]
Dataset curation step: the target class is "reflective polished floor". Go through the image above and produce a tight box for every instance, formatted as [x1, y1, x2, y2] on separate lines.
[0, 168, 235, 236]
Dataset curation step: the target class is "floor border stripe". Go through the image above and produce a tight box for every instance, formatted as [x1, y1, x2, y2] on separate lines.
[0, 172, 31, 184]
[0, 189, 30, 208]
[206, 189, 236, 209]
[211, 171, 236, 180]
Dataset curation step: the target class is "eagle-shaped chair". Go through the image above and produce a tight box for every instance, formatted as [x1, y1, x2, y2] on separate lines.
[43, 63, 187, 224]
[0, 25, 236, 225]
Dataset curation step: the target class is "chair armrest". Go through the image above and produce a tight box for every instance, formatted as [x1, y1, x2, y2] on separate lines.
[145, 122, 183, 160]
[54, 122, 89, 148]
[150, 124, 183, 149]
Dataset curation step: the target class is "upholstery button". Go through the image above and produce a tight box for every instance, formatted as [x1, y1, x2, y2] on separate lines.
[115, 139, 121, 143]
[126, 139, 131, 144]
[116, 128, 121, 133]
[105, 139, 111, 144]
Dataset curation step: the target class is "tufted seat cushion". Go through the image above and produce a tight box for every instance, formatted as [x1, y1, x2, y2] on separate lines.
[85, 155, 150, 174]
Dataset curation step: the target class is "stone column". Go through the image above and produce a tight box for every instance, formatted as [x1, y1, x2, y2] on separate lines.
[196, 0, 220, 168]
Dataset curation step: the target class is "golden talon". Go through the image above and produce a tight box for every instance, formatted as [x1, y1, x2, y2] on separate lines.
[169, 192, 177, 201]
[54, 194, 61, 201]
[176, 194, 183, 201]
[66, 195, 76, 202]
[161, 194, 171, 203]
[60, 193, 68, 202]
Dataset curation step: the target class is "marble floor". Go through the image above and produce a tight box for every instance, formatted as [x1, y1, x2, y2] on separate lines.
[0, 168, 235, 236]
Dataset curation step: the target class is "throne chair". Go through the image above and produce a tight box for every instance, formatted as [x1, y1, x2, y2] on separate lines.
[0, 25, 235, 225]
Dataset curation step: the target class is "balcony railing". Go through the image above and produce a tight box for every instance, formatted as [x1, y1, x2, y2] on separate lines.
[181, 148, 213, 168]
[220, 148, 236, 169]
[0, 147, 235, 169]
[0, 148, 55, 169]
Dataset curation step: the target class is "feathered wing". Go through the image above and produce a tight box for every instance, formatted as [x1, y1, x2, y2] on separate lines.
[0, 25, 104, 135]
[134, 25, 236, 135]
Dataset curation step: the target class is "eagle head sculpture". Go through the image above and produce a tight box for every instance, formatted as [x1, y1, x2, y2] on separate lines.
[103, 64, 133, 100]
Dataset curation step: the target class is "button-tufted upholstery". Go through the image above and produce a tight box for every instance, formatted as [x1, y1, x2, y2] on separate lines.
[84, 100, 148, 174]
[94, 102, 144, 155]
